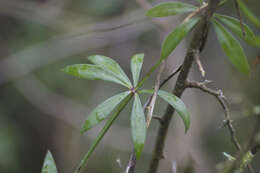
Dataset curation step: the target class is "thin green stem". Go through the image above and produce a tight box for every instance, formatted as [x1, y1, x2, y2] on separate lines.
[136, 59, 162, 90]
[75, 94, 133, 173]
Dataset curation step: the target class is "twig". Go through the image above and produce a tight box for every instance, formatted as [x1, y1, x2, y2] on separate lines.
[185, 79, 241, 150]
[152, 115, 164, 125]
[185, 79, 255, 173]
[234, 115, 260, 173]
[144, 64, 182, 113]
[183, 2, 208, 23]
[125, 151, 136, 173]
[143, 64, 183, 109]
[234, 0, 245, 36]
[193, 49, 206, 77]
[159, 65, 182, 89]
[146, 61, 166, 127]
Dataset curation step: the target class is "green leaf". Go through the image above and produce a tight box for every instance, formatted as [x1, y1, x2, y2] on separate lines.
[237, 0, 260, 28]
[140, 89, 190, 133]
[42, 151, 57, 173]
[146, 2, 197, 17]
[62, 64, 130, 88]
[130, 53, 144, 87]
[75, 94, 133, 173]
[88, 55, 132, 88]
[81, 91, 131, 133]
[212, 19, 250, 75]
[161, 17, 200, 60]
[214, 14, 260, 46]
[131, 93, 146, 158]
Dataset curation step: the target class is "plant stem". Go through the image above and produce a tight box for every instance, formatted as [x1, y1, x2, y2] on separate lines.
[147, 1, 220, 173]
[136, 60, 162, 90]
[75, 94, 133, 173]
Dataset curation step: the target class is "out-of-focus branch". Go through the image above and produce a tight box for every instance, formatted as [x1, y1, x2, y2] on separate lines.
[15, 75, 87, 127]
[0, 0, 69, 27]
[0, 12, 153, 85]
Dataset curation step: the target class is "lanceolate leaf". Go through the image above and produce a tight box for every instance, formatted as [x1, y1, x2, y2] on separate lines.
[88, 55, 132, 88]
[146, 2, 197, 17]
[42, 151, 57, 173]
[212, 19, 250, 75]
[237, 0, 260, 28]
[75, 94, 133, 173]
[81, 91, 131, 133]
[62, 64, 130, 88]
[161, 17, 200, 60]
[131, 93, 146, 158]
[140, 90, 190, 133]
[131, 53, 144, 87]
[215, 14, 260, 46]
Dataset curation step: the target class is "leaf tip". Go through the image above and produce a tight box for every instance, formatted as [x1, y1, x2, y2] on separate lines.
[184, 125, 189, 134]
[184, 115, 190, 133]
[45, 150, 53, 159]
[42, 150, 57, 173]
[80, 128, 86, 134]
[134, 143, 144, 159]
[46, 149, 51, 154]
